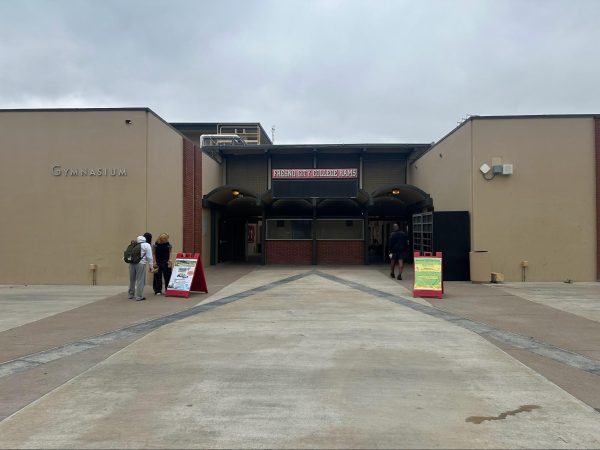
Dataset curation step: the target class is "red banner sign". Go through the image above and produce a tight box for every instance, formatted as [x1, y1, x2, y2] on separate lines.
[272, 168, 358, 179]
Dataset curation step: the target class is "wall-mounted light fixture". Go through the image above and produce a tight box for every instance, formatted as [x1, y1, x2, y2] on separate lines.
[480, 162, 513, 181]
[89, 264, 97, 285]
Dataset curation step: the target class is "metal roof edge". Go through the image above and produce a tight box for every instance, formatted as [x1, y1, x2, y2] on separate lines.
[0, 107, 198, 147]
[411, 113, 600, 165]
[0, 107, 152, 113]
[470, 113, 600, 120]
[409, 118, 471, 164]
[215, 143, 430, 150]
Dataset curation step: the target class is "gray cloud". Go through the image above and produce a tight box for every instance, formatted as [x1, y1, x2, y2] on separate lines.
[1, 0, 599, 143]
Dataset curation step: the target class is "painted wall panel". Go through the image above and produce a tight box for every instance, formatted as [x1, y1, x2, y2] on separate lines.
[471, 118, 596, 281]
[201, 153, 222, 266]
[146, 113, 183, 262]
[408, 122, 472, 212]
[0, 110, 149, 284]
[226, 155, 267, 195]
[363, 159, 407, 193]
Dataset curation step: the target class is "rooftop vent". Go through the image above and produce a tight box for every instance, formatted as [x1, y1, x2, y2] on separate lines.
[199, 134, 246, 148]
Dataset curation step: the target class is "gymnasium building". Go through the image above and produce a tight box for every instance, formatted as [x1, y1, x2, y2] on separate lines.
[0, 108, 598, 284]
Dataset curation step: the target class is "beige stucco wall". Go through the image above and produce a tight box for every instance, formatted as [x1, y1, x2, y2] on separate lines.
[0, 110, 184, 285]
[409, 117, 597, 281]
[201, 153, 223, 265]
[408, 121, 472, 212]
[471, 118, 596, 281]
[147, 114, 184, 262]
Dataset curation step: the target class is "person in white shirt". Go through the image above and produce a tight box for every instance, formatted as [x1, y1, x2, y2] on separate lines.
[128, 235, 154, 301]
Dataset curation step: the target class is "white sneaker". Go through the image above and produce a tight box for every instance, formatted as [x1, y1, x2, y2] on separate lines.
[155, 292, 161, 296]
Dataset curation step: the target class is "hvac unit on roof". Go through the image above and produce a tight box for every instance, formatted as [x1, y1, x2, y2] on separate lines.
[199, 134, 246, 147]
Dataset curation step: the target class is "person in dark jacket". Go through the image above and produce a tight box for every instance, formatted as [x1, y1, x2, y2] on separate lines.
[388, 223, 408, 280]
[152, 233, 173, 295]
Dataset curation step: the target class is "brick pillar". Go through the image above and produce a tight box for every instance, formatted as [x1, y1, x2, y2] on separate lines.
[194, 142, 203, 254]
[182, 140, 202, 254]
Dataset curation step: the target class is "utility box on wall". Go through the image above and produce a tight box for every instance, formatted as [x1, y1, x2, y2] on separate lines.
[470, 250, 491, 283]
[412, 211, 470, 281]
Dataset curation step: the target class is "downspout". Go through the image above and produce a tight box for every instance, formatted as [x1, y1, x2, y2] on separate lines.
[145, 111, 149, 229]
[364, 207, 369, 265]
[595, 117, 600, 280]
[261, 207, 267, 265]
[210, 207, 217, 265]
[359, 155, 364, 189]
[267, 154, 272, 189]
[312, 199, 317, 265]
[470, 120, 475, 253]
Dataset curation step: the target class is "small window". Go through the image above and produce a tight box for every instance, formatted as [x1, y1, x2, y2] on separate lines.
[267, 220, 312, 240]
[316, 220, 364, 240]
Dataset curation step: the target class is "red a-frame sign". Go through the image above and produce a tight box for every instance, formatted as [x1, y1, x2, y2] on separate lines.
[165, 253, 208, 298]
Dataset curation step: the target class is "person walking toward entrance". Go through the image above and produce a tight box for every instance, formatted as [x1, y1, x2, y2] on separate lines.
[152, 233, 173, 295]
[128, 235, 154, 301]
[388, 223, 408, 280]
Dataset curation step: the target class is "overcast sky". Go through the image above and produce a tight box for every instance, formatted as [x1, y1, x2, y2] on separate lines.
[1, 0, 599, 144]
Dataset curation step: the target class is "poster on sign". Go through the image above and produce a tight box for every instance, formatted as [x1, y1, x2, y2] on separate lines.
[247, 224, 256, 243]
[165, 253, 208, 298]
[413, 252, 443, 299]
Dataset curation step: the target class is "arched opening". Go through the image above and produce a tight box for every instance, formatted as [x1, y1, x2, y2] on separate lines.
[259, 189, 371, 265]
[203, 186, 263, 264]
[366, 184, 433, 264]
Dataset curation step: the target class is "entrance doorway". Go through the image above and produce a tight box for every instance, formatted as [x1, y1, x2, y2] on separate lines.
[367, 220, 409, 264]
[218, 218, 263, 263]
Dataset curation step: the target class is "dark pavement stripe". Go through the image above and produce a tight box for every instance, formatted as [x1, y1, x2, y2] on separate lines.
[3, 270, 598, 381]
[315, 271, 600, 376]
[0, 272, 312, 379]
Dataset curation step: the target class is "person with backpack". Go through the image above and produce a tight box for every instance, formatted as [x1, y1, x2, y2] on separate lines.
[124, 235, 154, 301]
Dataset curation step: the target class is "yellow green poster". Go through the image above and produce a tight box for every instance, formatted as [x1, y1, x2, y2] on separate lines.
[414, 257, 443, 291]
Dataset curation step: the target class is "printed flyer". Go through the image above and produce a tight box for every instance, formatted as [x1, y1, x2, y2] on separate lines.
[167, 258, 197, 292]
[413, 257, 442, 291]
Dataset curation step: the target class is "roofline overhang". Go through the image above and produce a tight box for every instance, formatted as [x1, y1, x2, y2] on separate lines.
[213, 143, 431, 157]
[411, 113, 600, 165]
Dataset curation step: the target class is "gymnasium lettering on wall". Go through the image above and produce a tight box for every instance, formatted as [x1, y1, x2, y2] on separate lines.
[52, 165, 127, 177]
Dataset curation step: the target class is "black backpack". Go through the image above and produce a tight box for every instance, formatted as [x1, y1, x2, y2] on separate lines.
[123, 240, 142, 264]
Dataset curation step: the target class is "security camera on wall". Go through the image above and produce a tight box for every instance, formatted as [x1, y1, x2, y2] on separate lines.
[479, 163, 491, 174]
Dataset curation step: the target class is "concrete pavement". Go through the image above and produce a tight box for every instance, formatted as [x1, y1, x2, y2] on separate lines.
[0, 285, 125, 332]
[0, 267, 599, 448]
[492, 282, 600, 323]
[0, 264, 254, 421]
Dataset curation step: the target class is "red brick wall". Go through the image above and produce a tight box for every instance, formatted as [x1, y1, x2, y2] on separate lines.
[594, 117, 600, 281]
[182, 140, 202, 254]
[317, 241, 364, 265]
[266, 241, 312, 265]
